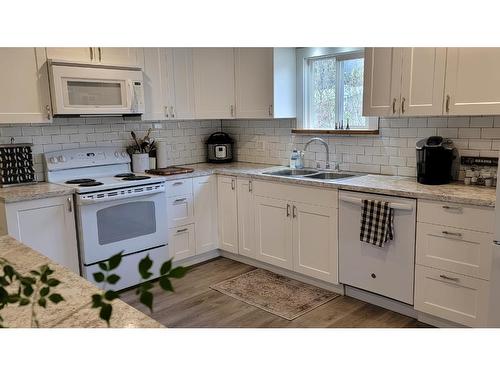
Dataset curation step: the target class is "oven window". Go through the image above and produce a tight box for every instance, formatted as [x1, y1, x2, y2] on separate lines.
[96, 201, 156, 245]
[67, 81, 123, 106]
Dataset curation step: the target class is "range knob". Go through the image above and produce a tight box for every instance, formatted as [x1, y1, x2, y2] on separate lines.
[120, 151, 127, 158]
[57, 155, 66, 163]
[114, 151, 120, 158]
[49, 156, 58, 164]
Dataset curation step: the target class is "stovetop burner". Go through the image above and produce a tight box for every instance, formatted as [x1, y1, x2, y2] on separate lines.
[79, 181, 104, 187]
[122, 175, 151, 181]
[114, 173, 136, 178]
[65, 178, 96, 184]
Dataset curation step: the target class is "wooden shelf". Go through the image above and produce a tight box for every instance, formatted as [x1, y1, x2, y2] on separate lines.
[291, 129, 379, 135]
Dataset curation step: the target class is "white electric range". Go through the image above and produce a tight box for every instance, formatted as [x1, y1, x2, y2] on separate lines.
[44, 147, 169, 290]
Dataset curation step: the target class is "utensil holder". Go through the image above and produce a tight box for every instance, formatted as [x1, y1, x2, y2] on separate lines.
[132, 153, 149, 173]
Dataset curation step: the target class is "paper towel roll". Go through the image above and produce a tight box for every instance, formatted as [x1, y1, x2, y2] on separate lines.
[156, 140, 168, 168]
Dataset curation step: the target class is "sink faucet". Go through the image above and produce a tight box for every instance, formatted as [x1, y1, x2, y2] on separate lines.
[304, 137, 331, 170]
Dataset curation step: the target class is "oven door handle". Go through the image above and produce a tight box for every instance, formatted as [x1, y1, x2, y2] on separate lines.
[76, 183, 166, 205]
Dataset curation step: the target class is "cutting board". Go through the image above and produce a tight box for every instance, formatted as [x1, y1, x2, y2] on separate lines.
[146, 166, 194, 176]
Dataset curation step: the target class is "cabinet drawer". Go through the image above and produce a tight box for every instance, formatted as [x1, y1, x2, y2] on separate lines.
[165, 178, 193, 197]
[253, 180, 338, 208]
[416, 222, 493, 280]
[167, 194, 194, 228]
[417, 200, 494, 233]
[414, 264, 489, 327]
[169, 224, 196, 261]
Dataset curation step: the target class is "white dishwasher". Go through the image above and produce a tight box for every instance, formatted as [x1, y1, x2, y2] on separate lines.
[339, 190, 416, 305]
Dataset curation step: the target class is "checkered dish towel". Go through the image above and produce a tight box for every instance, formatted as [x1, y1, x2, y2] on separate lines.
[360, 199, 394, 247]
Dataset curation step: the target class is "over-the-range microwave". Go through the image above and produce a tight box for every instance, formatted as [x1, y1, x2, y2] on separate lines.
[48, 60, 145, 116]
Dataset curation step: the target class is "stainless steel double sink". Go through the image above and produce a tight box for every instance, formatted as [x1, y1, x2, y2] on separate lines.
[261, 168, 357, 180]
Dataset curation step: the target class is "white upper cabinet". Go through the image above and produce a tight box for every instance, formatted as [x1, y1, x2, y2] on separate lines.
[193, 48, 236, 119]
[400, 48, 446, 116]
[0, 48, 52, 124]
[46, 47, 140, 66]
[363, 48, 402, 117]
[444, 48, 500, 115]
[234, 48, 296, 119]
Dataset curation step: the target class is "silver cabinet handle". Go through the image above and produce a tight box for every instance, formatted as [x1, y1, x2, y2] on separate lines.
[401, 97, 406, 114]
[445, 95, 450, 113]
[268, 104, 273, 117]
[230, 105, 235, 117]
[164, 106, 169, 118]
[286, 204, 290, 217]
[231, 179, 235, 190]
[248, 180, 253, 192]
[440, 274, 459, 282]
[442, 205, 462, 212]
[174, 198, 187, 203]
[292, 205, 297, 218]
[89, 47, 94, 61]
[176, 228, 188, 233]
[45, 104, 51, 120]
[170, 106, 175, 118]
[442, 230, 462, 237]
[173, 181, 183, 186]
[392, 98, 397, 114]
[98, 47, 102, 62]
[67, 197, 73, 212]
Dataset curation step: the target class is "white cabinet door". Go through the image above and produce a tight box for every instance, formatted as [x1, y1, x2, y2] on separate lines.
[46, 47, 95, 62]
[237, 178, 255, 258]
[0, 48, 52, 124]
[4, 195, 79, 274]
[363, 48, 403, 117]
[217, 176, 238, 253]
[169, 224, 196, 261]
[400, 48, 446, 116]
[98, 48, 140, 66]
[169, 48, 196, 119]
[292, 202, 338, 283]
[444, 48, 500, 115]
[193, 175, 218, 254]
[193, 48, 235, 119]
[254, 195, 292, 270]
[234, 48, 273, 118]
[141, 48, 168, 120]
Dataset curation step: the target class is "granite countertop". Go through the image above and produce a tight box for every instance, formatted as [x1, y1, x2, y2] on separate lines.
[168, 162, 497, 207]
[0, 183, 75, 203]
[0, 235, 163, 328]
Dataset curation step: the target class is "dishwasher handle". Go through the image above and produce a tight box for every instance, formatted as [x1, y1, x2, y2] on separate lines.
[339, 195, 414, 211]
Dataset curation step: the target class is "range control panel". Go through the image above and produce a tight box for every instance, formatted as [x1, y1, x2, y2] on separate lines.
[44, 147, 131, 171]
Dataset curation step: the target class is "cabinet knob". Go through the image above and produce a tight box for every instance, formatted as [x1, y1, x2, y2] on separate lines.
[67, 197, 73, 212]
[45, 105, 51, 120]
[231, 179, 235, 190]
[164, 106, 169, 118]
[286, 204, 290, 217]
[445, 94, 451, 113]
[98, 47, 102, 62]
[392, 98, 397, 114]
[89, 47, 94, 61]
[230, 105, 235, 117]
[401, 97, 406, 114]
[371, 273, 376, 279]
[268, 104, 273, 117]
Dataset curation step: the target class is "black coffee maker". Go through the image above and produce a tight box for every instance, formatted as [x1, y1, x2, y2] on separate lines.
[416, 136, 457, 185]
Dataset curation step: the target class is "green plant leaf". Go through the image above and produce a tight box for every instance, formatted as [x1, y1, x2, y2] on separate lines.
[168, 266, 187, 279]
[98, 262, 108, 271]
[38, 298, 46, 308]
[0, 277, 8, 287]
[106, 274, 120, 285]
[138, 255, 153, 280]
[104, 290, 120, 301]
[93, 272, 105, 283]
[47, 278, 61, 287]
[159, 276, 173, 292]
[7, 294, 19, 303]
[48, 294, 64, 304]
[99, 303, 112, 326]
[139, 291, 153, 312]
[23, 284, 34, 297]
[30, 270, 40, 276]
[108, 252, 123, 270]
[141, 281, 153, 291]
[91, 294, 102, 308]
[3, 265, 14, 281]
[19, 298, 30, 306]
[40, 287, 50, 297]
[159, 259, 172, 275]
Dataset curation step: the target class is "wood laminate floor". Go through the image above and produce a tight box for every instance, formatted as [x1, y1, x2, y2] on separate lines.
[120, 257, 429, 328]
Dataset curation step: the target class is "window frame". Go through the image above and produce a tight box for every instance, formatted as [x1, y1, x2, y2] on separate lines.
[296, 47, 378, 133]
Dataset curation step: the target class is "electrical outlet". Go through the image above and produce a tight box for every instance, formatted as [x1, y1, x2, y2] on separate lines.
[153, 123, 162, 129]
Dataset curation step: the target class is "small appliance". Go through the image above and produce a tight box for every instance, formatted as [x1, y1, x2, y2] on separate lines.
[416, 136, 456, 185]
[48, 60, 144, 116]
[207, 132, 234, 163]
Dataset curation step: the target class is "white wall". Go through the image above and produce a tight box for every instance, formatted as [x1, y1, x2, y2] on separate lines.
[222, 116, 500, 177]
[0, 118, 221, 181]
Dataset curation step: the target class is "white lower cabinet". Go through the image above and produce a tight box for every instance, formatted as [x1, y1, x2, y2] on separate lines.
[237, 178, 255, 258]
[292, 202, 338, 283]
[0, 195, 79, 274]
[193, 175, 218, 254]
[166, 194, 194, 228]
[217, 176, 239, 253]
[414, 264, 490, 327]
[168, 224, 196, 261]
[254, 195, 293, 269]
